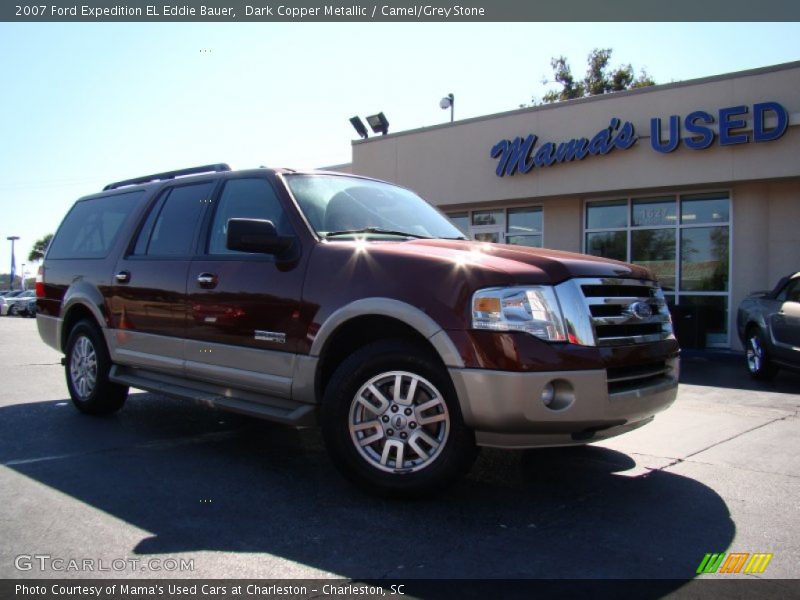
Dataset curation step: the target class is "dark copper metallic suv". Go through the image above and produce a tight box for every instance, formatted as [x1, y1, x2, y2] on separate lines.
[37, 164, 679, 495]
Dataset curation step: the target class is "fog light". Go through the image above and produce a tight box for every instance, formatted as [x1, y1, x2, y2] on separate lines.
[541, 382, 555, 407]
[540, 379, 575, 412]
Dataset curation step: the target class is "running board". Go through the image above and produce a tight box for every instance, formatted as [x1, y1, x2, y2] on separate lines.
[109, 365, 316, 426]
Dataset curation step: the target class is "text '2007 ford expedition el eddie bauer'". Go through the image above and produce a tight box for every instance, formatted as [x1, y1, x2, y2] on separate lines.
[37, 164, 679, 495]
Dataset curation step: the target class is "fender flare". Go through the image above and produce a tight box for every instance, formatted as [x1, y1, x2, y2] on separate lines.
[309, 297, 464, 368]
[59, 283, 109, 351]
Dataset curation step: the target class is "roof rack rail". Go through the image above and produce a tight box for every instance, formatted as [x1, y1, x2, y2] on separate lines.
[103, 163, 231, 191]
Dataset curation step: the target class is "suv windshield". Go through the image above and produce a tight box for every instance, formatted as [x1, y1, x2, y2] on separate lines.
[284, 174, 465, 240]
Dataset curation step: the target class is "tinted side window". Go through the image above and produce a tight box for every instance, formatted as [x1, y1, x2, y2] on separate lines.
[139, 183, 214, 256]
[778, 279, 800, 303]
[208, 178, 292, 255]
[48, 191, 143, 259]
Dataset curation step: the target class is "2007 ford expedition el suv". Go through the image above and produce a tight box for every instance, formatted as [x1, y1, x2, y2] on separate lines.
[37, 163, 679, 495]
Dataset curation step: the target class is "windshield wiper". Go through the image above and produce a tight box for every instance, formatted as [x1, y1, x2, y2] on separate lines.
[325, 227, 431, 239]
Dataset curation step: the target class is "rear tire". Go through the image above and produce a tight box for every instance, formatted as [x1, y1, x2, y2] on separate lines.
[321, 339, 477, 497]
[746, 327, 778, 381]
[65, 320, 128, 415]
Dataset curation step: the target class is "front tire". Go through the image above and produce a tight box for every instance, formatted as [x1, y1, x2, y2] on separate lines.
[321, 340, 477, 497]
[65, 320, 128, 415]
[746, 327, 778, 380]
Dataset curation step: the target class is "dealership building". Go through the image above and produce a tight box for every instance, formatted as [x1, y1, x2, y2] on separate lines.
[337, 61, 800, 350]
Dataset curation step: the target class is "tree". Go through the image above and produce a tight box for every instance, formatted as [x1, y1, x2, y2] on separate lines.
[28, 233, 53, 262]
[537, 48, 655, 105]
[541, 56, 585, 104]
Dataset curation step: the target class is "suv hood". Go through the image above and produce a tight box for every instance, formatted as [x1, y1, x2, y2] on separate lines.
[379, 239, 652, 284]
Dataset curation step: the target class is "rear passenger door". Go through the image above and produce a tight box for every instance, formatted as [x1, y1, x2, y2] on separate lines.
[108, 181, 216, 375]
[184, 176, 305, 396]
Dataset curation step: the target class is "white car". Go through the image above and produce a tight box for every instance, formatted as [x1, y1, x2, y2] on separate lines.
[0, 291, 24, 315]
[2, 290, 35, 316]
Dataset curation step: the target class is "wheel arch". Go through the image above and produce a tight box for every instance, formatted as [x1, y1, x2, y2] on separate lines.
[60, 296, 107, 353]
[743, 316, 769, 345]
[307, 298, 464, 404]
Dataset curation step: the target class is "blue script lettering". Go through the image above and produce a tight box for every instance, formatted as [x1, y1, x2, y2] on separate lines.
[490, 135, 537, 176]
[490, 118, 636, 177]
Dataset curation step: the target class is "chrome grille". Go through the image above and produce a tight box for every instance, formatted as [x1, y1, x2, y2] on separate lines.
[555, 278, 674, 347]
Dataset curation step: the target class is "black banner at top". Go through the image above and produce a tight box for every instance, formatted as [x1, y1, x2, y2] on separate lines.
[3, 0, 800, 22]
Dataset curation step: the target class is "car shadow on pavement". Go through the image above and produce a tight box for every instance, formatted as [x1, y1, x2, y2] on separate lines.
[2, 394, 734, 586]
[680, 350, 800, 393]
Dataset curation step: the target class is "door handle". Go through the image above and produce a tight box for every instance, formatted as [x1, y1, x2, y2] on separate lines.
[197, 273, 218, 288]
[115, 271, 131, 283]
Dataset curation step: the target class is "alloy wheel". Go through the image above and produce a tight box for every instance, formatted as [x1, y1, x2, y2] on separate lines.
[70, 336, 98, 400]
[348, 370, 450, 474]
[746, 333, 762, 373]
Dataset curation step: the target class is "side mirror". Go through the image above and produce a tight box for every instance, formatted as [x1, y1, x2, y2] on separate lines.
[226, 218, 295, 256]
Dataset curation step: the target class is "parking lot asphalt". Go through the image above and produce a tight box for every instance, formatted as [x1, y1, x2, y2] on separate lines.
[1, 316, 798, 583]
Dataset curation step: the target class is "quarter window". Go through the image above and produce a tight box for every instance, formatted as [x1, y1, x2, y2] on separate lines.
[48, 191, 143, 259]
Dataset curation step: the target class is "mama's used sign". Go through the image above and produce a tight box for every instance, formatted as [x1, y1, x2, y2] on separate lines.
[490, 101, 788, 177]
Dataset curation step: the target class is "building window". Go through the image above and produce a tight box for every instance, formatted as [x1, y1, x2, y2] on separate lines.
[471, 210, 503, 226]
[507, 207, 543, 247]
[446, 206, 543, 247]
[584, 192, 731, 347]
[586, 199, 628, 229]
[448, 212, 469, 236]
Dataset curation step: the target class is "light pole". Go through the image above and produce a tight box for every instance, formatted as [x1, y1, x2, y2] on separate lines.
[440, 93, 454, 123]
[21, 263, 26, 290]
[7, 236, 19, 290]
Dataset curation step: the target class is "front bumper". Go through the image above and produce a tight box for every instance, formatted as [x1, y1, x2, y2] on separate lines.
[449, 357, 679, 448]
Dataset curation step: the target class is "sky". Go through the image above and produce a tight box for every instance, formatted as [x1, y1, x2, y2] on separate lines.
[1, 21, 799, 277]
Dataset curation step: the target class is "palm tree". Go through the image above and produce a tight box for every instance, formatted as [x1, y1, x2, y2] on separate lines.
[28, 233, 53, 262]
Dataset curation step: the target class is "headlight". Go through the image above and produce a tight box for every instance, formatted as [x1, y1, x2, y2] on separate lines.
[472, 286, 567, 342]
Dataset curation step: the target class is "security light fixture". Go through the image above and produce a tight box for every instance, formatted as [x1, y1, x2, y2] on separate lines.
[366, 112, 390, 136]
[349, 116, 369, 139]
[440, 93, 454, 122]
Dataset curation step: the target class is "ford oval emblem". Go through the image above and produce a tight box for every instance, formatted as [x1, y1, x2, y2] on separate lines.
[628, 301, 653, 319]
